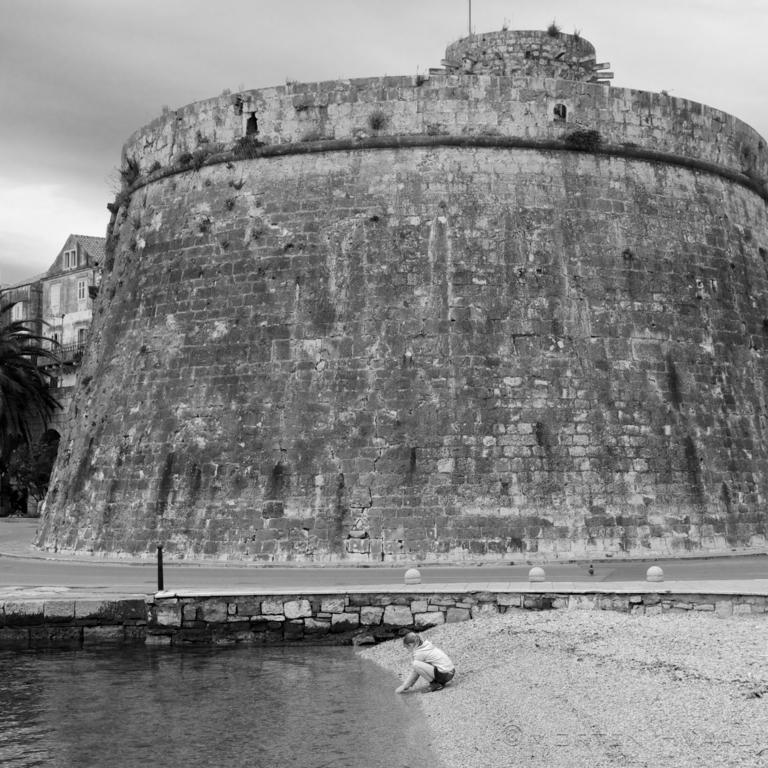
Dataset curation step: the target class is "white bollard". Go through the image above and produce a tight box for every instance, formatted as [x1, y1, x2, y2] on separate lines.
[646, 565, 664, 582]
[528, 566, 546, 583]
[404, 567, 422, 585]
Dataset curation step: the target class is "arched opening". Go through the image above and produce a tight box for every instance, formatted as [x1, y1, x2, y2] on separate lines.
[246, 112, 259, 135]
[553, 103, 567, 121]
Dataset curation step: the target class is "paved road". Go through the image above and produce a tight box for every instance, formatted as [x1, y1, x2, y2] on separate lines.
[2, 518, 767, 596]
[3, 554, 768, 596]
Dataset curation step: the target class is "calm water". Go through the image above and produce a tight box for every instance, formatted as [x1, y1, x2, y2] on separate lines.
[0, 646, 439, 768]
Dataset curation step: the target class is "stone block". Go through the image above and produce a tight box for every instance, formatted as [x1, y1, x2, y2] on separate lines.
[4, 601, 44, 626]
[349, 593, 384, 607]
[642, 594, 661, 606]
[410, 600, 428, 613]
[472, 603, 499, 619]
[125, 625, 147, 642]
[392, 596, 411, 606]
[182, 603, 198, 622]
[200, 599, 228, 623]
[74, 600, 111, 621]
[75, 599, 146, 623]
[145, 633, 172, 646]
[360, 606, 384, 625]
[414, 611, 445, 629]
[693, 603, 715, 611]
[383, 605, 413, 626]
[260, 614, 285, 623]
[225, 620, 252, 632]
[235, 597, 262, 616]
[261, 598, 285, 615]
[83, 626, 125, 645]
[496, 593, 521, 607]
[672, 602, 693, 610]
[568, 595, 595, 611]
[445, 607, 471, 623]
[304, 618, 331, 634]
[331, 613, 360, 632]
[733, 603, 752, 615]
[284, 620, 305, 640]
[715, 600, 734, 618]
[30, 626, 82, 649]
[43, 601, 76, 622]
[645, 605, 662, 616]
[284, 599, 312, 619]
[155, 602, 182, 627]
[0, 627, 29, 649]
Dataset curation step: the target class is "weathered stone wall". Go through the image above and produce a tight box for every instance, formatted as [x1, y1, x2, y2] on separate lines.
[145, 589, 768, 646]
[0, 598, 147, 649]
[37, 30, 768, 562]
[3, 589, 763, 649]
[443, 29, 598, 79]
[119, 63, 767, 185]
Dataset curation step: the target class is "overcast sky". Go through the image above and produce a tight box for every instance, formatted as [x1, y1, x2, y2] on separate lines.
[1, 0, 766, 285]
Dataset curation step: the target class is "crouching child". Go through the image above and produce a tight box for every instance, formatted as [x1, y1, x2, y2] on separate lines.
[395, 632, 455, 693]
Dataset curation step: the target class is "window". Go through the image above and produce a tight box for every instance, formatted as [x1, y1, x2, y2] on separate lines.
[63, 249, 76, 269]
[77, 279, 87, 301]
[78, 328, 87, 346]
[50, 283, 61, 313]
[10, 303, 23, 321]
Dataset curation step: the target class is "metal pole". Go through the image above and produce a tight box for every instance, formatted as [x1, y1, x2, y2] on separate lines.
[468, 0, 472, 35]
[157, 545, 164, 591]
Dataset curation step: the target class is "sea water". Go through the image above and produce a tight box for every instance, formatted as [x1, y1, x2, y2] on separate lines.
[0, 646, 439, 768]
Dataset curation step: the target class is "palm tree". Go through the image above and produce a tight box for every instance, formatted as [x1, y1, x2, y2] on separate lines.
[0, 301, 60, 461]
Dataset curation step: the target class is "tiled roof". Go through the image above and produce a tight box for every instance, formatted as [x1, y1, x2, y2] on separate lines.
[1, 234, 108, 289]
[73, 234, 106, 264]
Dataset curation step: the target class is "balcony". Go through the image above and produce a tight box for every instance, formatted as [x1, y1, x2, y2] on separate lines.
[59, 343, 86, 364]
[37, 342, 86, 368]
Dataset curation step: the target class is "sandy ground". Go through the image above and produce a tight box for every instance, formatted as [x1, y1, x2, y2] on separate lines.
[360, 610, 768, 768]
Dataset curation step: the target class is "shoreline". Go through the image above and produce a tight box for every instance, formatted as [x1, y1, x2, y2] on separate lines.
[359, 610, 768, 768]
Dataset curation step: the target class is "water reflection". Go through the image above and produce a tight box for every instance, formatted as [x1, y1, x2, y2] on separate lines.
[0, 646, 437, 768]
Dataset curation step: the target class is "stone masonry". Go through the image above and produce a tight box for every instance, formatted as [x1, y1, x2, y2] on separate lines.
[1, 588, 765, 649]
[37, 29, 768, 562]
[146, 588, 768, 646]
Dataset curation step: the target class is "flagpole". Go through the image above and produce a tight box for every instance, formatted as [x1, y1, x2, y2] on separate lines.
[468, 0, 472, 35]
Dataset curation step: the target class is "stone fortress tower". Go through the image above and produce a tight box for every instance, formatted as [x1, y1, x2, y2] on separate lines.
[37, 29, 768, 563]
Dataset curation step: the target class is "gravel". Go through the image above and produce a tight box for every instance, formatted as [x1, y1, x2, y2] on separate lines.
[359, 610, 768, 767]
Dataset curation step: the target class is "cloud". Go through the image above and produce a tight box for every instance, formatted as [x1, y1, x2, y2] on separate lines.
[0, 181, 108, 285]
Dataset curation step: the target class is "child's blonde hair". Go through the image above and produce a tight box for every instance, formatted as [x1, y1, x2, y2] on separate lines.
[402, 632, 421, 647]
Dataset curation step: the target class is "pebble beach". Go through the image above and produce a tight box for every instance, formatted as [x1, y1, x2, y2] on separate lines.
[360, 610, 768, 767]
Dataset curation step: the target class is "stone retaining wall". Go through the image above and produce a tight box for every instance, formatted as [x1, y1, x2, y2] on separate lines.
[0, 598, 147, 650]
[3, 589, 765, 649]
[145, 589, 768, 646]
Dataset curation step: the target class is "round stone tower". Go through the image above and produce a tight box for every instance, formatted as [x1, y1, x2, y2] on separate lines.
[37, 30, 768, 563]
